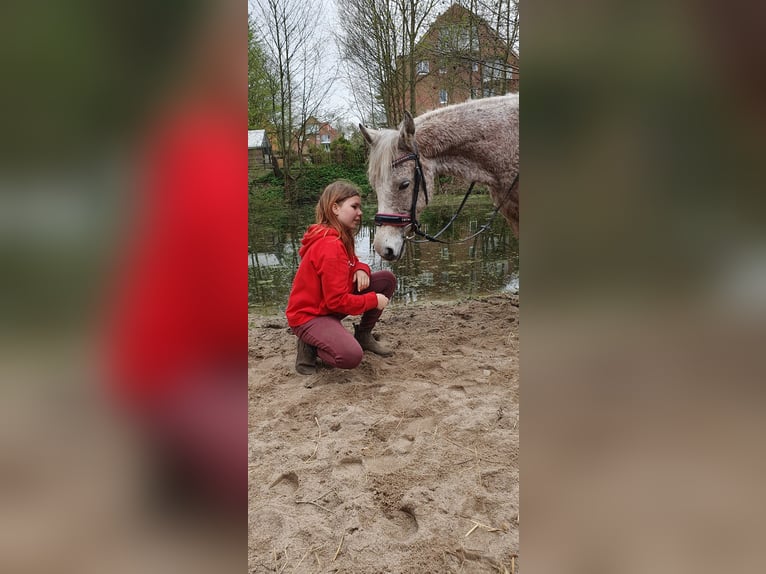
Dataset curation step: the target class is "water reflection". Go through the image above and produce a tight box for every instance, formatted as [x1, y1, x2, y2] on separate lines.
[249, 196, 518, 314]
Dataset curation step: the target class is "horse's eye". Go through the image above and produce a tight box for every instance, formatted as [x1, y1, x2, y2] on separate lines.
[398, 180, 410, 190]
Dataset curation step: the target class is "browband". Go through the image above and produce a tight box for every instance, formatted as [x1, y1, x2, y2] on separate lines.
[391, 153, 418, 168]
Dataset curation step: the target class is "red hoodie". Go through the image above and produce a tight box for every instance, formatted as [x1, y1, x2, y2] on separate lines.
[286, 224, 379, 328]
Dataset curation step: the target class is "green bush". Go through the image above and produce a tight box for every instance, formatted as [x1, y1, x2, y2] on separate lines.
[307, 144, 328, 165]
[249, 172, 284, 203]
[291, 164, 372, 203]
[329, 136, 365, 169]
[249, 164, 374, 208]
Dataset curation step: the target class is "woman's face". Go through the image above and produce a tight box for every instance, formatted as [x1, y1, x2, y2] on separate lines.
[332, 195, 363, 231]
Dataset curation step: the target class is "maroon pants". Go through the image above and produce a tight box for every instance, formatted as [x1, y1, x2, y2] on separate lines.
[292, 270, 396, 369]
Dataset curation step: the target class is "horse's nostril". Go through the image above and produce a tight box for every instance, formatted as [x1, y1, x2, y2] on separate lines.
[384, 247, 395, 259]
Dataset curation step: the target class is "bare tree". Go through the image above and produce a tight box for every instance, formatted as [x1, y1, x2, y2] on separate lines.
[337, 0, 439, 126]
[250, 0, 336, 194]
[475, 0, 519, 92]
[336, 0, 399, 126]
[401, 0, 442, 113]
[423, 0, 518, 98]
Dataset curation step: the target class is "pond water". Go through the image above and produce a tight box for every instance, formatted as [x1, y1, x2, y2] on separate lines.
[249, 194, 518, 315]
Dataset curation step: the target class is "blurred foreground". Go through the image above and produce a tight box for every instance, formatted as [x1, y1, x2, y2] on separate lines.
[1, 1, 246, 572]
[524, 1, 766, 572]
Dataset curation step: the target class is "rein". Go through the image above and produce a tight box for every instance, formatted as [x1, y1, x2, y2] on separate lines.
[374, 151, 516, 245]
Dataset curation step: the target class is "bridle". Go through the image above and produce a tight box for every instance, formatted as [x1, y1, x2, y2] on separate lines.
[373, 148, 516, 244]
[372, 150, 432, 238]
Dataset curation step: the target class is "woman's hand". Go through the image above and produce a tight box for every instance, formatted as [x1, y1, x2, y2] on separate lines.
[353, 270, 370, 292]
[376, 293, 390, 310]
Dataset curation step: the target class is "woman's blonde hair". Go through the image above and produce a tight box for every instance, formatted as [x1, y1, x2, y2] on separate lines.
[311, 180, 361, 257]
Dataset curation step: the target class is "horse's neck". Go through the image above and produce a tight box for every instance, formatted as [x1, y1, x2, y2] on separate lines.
[417, 115, 477, 165]
[415, 104, 515, 186]
[416, 129, 489, 182]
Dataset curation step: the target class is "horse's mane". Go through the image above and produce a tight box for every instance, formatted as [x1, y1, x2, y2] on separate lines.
[416, 93, 518, 125]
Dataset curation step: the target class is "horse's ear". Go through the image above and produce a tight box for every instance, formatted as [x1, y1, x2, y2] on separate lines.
[359, 124, 377, 146]
[398, 111, 416, 151]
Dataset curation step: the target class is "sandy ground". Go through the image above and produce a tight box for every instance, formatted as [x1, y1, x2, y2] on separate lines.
[248, 293, 519, 573]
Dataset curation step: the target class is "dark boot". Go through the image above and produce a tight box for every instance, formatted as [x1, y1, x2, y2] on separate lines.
[354, 324, 393, 357]
[295, 339, 317, 375]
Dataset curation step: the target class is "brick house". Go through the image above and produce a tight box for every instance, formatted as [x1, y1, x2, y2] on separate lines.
[407, 3, 518, 113]
[300, 116, 339, 152]
[260, 118, 340, 168]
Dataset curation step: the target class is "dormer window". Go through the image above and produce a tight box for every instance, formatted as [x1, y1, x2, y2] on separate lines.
[416, 60, 430, 75]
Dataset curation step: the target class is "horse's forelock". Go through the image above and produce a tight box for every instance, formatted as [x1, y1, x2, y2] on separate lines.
[366, 128, 400, 194]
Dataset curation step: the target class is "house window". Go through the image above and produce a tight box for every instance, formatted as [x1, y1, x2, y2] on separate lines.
[416, 60, 429, 75]
[458, 30, 471, 50]
[483, 60, 508, 82]
[439, 64, 446, 74]
[439, 89, 448, 105]
[472, 62, 479, 72]
[457, 28, 478, 51]
[438, 25, 478, 52]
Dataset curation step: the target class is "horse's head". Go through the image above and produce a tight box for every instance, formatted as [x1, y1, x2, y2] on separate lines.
[360, 112, 431, 261]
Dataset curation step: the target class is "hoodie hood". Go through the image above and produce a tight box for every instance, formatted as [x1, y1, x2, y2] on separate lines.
[299, 224, 340, 257]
